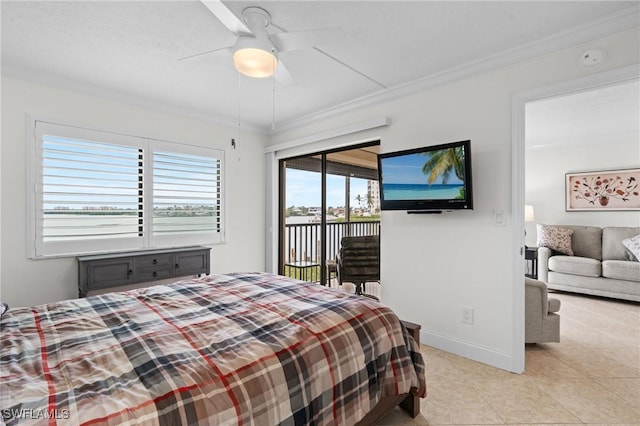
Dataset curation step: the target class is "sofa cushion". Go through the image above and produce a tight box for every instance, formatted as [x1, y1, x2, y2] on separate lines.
[561, 225, 603, 260]
[622, 234, 640, 261]
[537, 224, 574, 255]
[602, 260, 640, 282]
[549, 255, 601, 277]
[603, 227, 640, 261]
[548, 298, 561, 313]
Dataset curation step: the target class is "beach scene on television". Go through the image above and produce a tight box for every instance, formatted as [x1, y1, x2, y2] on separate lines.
[381, 146, 466, 200]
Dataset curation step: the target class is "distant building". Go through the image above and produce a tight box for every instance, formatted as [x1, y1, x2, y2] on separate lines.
[327, 207, 345, 217]
[368, 180, 380, 213]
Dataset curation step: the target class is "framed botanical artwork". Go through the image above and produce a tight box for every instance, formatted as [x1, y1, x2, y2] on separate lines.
[566, 168, 640, 211]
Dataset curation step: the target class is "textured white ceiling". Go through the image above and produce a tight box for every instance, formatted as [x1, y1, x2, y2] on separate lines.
[2, 1, 639, 132]
[526, 80, 640, 148]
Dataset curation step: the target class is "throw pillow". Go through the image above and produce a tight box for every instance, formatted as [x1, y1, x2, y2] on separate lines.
[537, 224, 574, 255]
[622, 234, 640, 261]
[0, 302, 7, 317]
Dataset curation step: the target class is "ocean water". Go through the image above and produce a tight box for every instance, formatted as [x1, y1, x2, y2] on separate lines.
[43, 214, 217, 241]
[382, 183, 463, 200]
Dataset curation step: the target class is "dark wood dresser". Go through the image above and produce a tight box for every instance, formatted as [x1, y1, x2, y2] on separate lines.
[77, 246, 210, 297]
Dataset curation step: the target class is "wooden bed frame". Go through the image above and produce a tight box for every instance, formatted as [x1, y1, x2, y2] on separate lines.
[355, 320, 422, 425]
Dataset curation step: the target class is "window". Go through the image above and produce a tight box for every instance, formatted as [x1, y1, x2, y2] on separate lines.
[29, 121, 224, 258]
[151, 145, 222, 247]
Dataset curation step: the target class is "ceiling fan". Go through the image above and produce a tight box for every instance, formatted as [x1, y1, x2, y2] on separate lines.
[183, 0, 344, 85]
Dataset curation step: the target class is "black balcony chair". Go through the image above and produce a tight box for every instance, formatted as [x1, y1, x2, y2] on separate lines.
[336, 235, 380, 301]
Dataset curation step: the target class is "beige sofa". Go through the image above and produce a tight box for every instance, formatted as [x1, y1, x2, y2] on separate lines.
[525, 278, 561, 343]
[537, 226, 640, 302]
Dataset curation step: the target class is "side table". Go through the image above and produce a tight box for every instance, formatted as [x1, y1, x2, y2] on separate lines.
[525, 247, 538, 279]
[284, 260, 319, 282]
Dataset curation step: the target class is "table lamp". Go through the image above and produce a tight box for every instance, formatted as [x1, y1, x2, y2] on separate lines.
[524, 205, 535, 248]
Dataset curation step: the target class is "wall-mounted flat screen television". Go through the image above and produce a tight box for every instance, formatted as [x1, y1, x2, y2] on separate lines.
[377, 140, 473, 212]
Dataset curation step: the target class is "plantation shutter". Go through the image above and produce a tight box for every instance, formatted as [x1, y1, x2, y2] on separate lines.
[30, 121, 224, 258]
[151, 147, 223, 246]
[41, 136, 143, 241]
[33, 122, 146, 256]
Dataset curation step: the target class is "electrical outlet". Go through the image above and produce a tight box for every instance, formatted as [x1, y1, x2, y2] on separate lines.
[462, 307, 474, 325]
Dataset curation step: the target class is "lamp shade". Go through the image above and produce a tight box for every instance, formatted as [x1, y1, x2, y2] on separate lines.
[524, 205, 535, 222]
[232, 37, 277, 78]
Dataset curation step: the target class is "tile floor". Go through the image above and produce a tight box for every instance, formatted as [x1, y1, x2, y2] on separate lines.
[377, 291, 640, 425]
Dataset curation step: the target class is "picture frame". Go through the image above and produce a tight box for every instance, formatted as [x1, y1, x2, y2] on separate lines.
[566, 168, 640, 211]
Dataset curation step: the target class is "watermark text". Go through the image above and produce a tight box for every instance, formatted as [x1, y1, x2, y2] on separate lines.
[1, 408, 70, 421]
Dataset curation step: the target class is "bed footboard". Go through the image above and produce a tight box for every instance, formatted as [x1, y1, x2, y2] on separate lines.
[355, 320, 422, 425]
[399, 320, 421, 417]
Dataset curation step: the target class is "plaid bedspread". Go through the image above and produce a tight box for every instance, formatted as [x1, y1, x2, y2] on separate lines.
[1, 272, 426, 425]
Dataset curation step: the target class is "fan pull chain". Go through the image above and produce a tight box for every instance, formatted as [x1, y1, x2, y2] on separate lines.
[237, 71, 241, 132]
[272, 53, 276, 131]
[236, 71, 241, 161]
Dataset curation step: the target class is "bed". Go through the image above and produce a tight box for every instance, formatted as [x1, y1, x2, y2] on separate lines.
[0, 272, 426, 425]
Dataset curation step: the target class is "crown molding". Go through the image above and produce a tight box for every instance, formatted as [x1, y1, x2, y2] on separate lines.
[1, 66, 269, 136]
[272, 5, 640, 135]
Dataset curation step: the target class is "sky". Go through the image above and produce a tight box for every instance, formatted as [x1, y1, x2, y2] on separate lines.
[380, 152, 463, 185]
[285, 169, 369, 208]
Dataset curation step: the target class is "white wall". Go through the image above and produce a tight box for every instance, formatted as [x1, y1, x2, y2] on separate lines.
[268, 28, 640, 371]
[1, 76, 267, 307]
[525, 134, 640, 246]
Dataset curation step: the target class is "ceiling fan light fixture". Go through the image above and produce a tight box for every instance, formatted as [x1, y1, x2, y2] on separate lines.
[233, 47, 277, 77]
[232, 36, 277, 78]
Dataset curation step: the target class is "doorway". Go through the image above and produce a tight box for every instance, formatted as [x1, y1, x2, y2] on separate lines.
[511, 64, 639, 372]
[278, 142, 380, 286]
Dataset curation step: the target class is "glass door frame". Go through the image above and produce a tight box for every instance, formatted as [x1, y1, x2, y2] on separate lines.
[278, 140, 380, 286]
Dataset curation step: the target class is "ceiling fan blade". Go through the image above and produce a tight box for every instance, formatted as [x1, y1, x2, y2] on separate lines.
[271, 27, 344, 53]
[201, 0, 252, 36]
[275, 59, 295, 86]
[178, 45, 232, 61]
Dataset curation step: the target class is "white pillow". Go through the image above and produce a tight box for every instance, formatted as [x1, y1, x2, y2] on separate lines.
[622, 234, 640, 261]
[537, 224, 574, 255]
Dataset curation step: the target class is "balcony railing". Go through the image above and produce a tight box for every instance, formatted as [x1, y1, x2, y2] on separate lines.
[283, 219, 380, 282]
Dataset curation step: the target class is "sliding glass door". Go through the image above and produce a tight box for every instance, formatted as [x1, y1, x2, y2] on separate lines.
[279, 142, 380, 286]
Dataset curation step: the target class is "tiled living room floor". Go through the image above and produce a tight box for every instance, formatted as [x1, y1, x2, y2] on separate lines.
[378, 291, 640, 425]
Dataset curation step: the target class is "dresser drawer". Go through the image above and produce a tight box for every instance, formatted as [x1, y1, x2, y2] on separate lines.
[134, 266, 174, 282]
[135, 254, 173, 268]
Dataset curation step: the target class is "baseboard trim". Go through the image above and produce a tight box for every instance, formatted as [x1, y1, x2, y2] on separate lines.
[421, 330, 517, 373]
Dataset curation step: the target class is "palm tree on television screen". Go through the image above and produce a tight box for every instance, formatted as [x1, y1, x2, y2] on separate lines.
[421, 147, 465, 185]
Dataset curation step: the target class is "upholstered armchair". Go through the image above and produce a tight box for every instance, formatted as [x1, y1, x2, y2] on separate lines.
[337, 235, 380, 300]
[525, 277, 561, 343]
